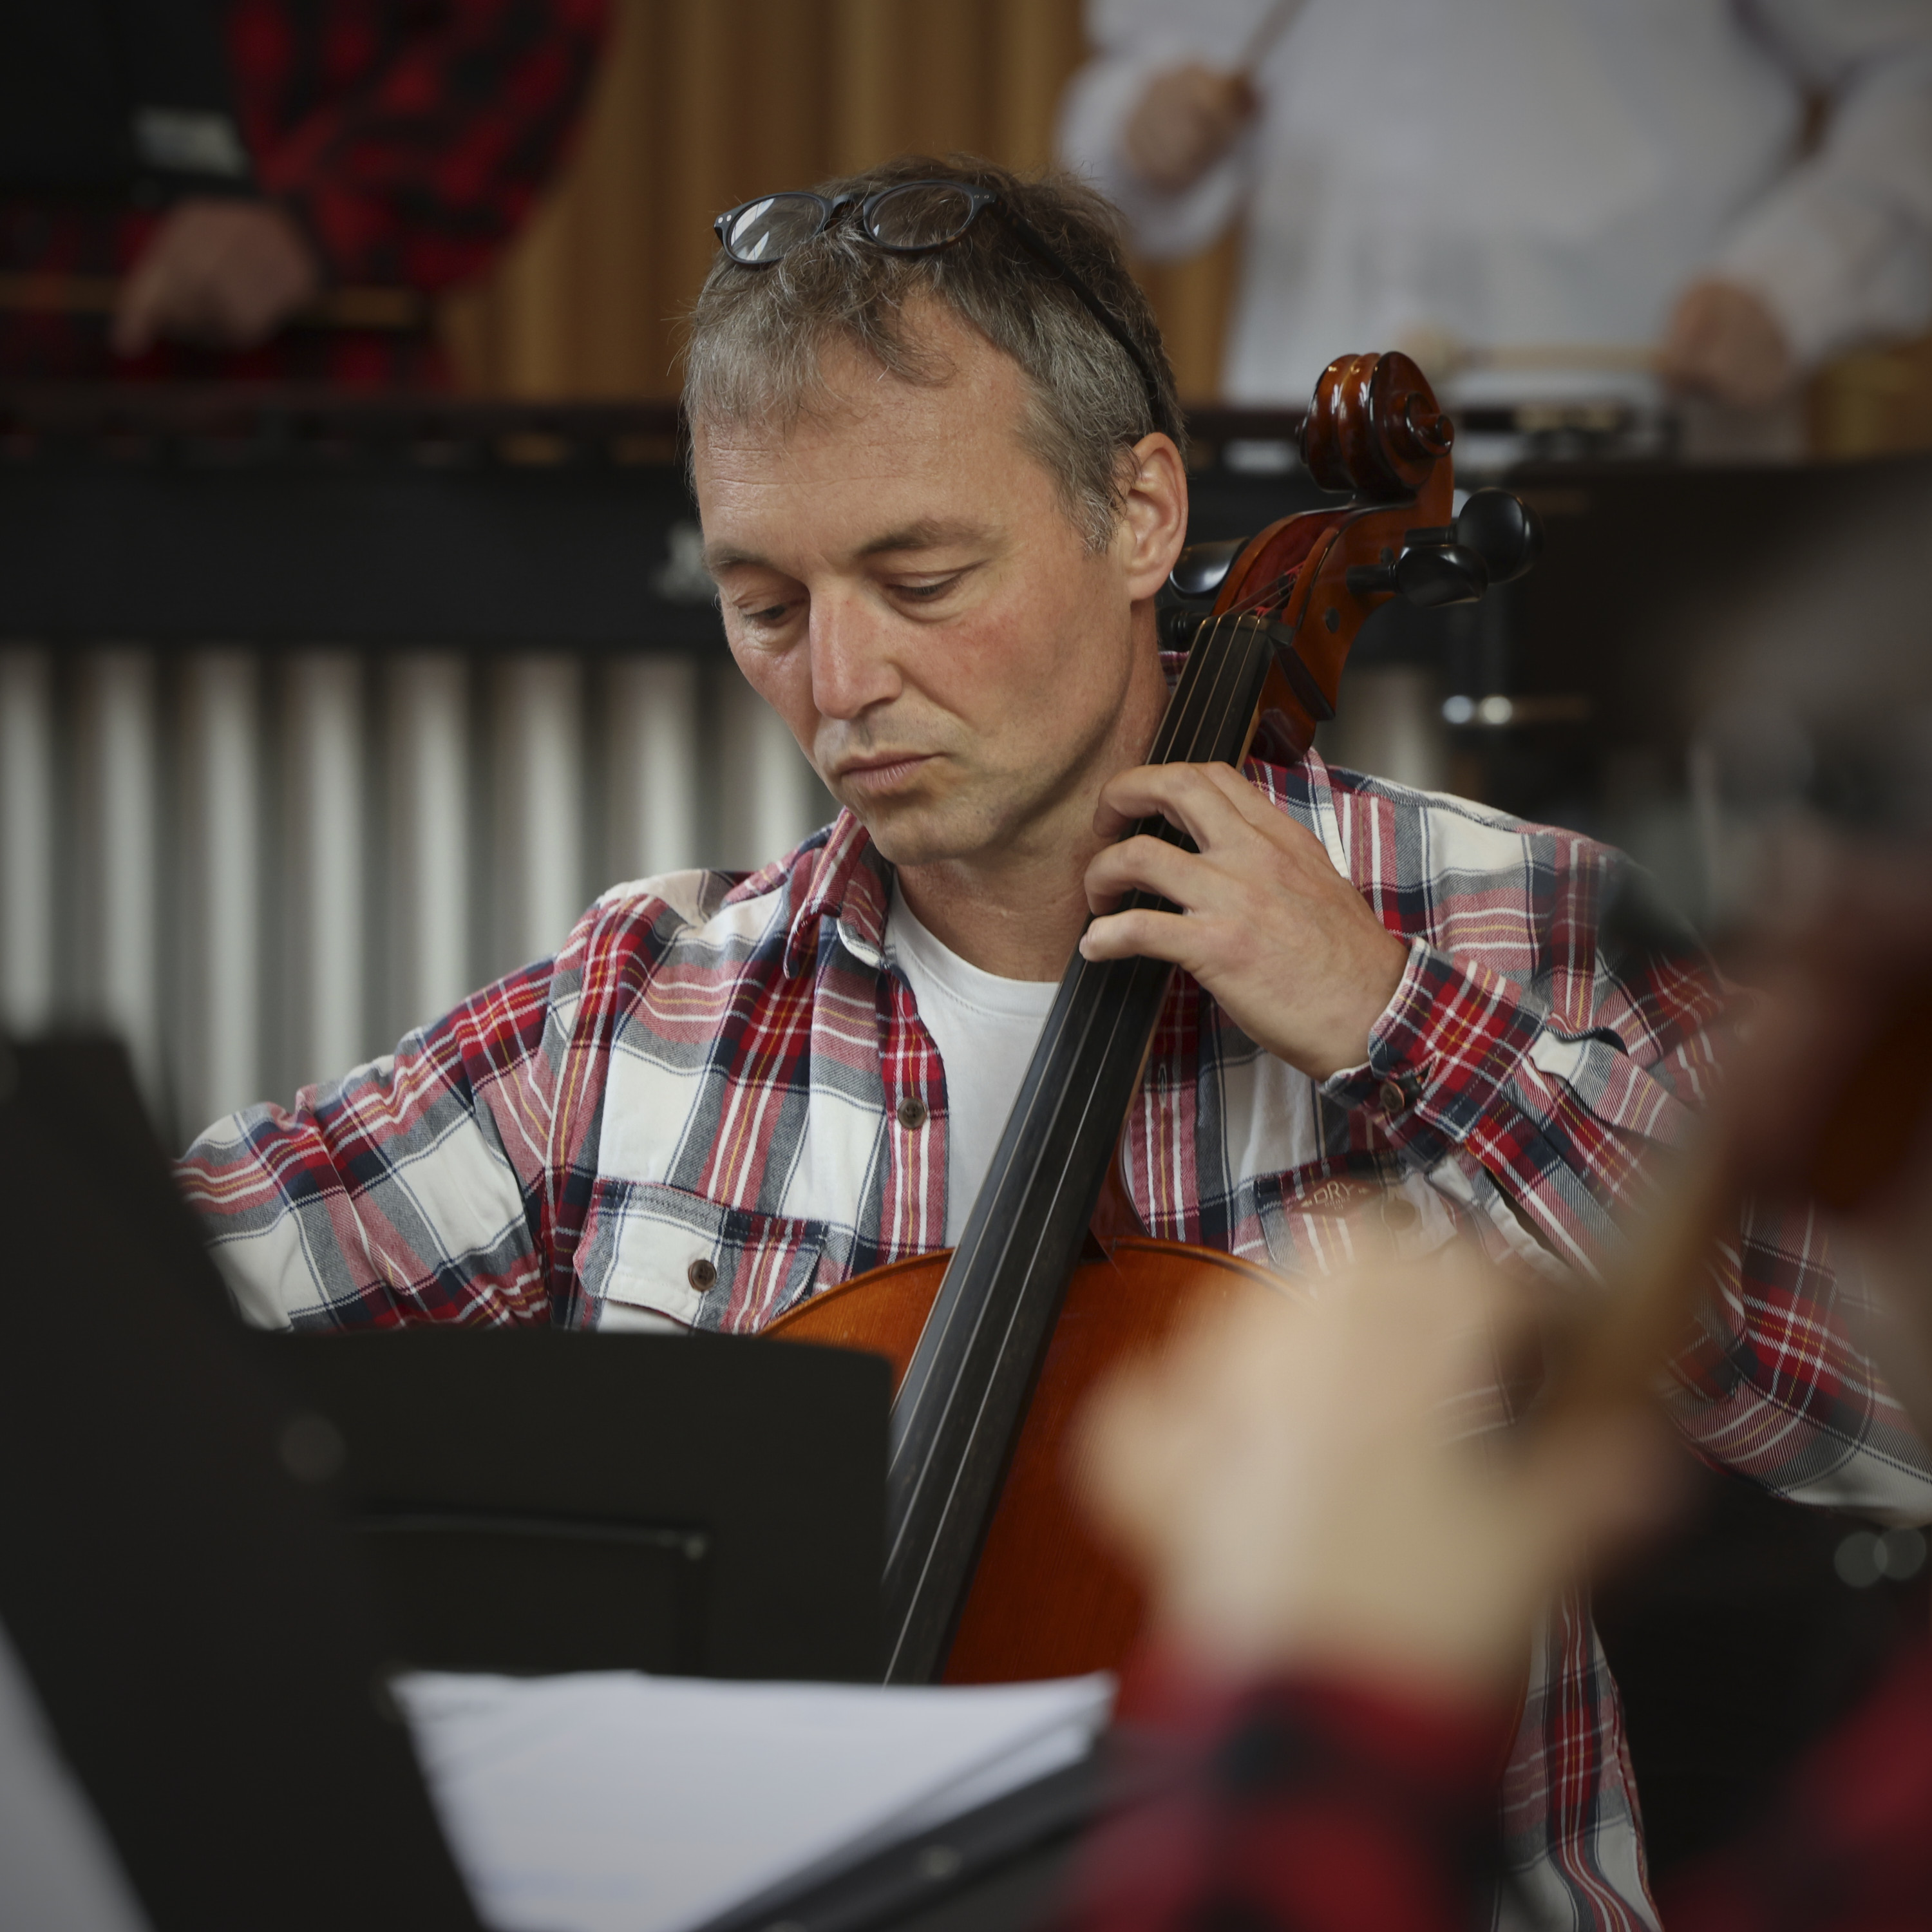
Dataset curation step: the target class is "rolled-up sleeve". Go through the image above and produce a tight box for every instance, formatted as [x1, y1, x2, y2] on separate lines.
[176, 956, 567, 1331]
[1321, 829, 1931, 1524]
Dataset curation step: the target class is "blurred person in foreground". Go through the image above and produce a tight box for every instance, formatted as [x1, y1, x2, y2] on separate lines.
[1058, 1, 1932, 413]
[1058, 865, 1932, 1932]
[0, 0, 608, 385]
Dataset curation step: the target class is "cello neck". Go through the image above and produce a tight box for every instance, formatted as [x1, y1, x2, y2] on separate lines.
[878, 607, 1280, 1681]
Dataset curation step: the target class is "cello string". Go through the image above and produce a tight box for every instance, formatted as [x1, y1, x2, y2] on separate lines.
[898, 550, 1310, 1414]
[885, 595, 1267, 1514]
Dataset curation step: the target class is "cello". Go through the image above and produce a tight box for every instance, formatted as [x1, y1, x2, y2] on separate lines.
[770, 350, 1542, 1685]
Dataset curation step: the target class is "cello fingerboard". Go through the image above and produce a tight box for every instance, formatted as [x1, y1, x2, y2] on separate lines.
[879, 607, 1282, 1681]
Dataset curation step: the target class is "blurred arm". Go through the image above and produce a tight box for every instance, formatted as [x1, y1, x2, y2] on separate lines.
[1057, 1255, 1932, 1932]
[1701, 0, 1932, 373]
[1056, 1, 1264, 263]
[109, 0, 609, 353]
[1054, 1251, 1672, 1932]
[248, 0, 610, 293]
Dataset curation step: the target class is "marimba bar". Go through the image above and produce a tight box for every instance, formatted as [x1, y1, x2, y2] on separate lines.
[0, 636, 820, 1141]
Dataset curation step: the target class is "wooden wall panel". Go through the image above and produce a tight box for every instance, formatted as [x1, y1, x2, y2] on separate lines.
[442, 0, 1236, 402]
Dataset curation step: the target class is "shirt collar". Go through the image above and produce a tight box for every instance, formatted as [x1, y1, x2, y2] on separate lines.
[779, 807, 891, 977]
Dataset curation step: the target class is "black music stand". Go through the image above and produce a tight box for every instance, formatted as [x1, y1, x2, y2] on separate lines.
[265, 1328, 886, 1682]
[692, 1747, 1136, 1932]
[0, 1037, 478, 1930]
[0, 1035, 891, 1930]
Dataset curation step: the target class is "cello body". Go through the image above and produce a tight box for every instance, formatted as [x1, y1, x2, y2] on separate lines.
[770, 1239, 1282, 1681]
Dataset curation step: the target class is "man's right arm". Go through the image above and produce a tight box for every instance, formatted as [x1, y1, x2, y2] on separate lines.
[176, 953, 564, 1331]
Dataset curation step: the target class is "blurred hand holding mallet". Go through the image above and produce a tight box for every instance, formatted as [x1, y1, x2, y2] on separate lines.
[1119, 1, 1305, 195]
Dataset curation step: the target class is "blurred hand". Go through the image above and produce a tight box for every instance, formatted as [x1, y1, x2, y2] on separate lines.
[1121, 64, 1258, 195]
[1077, 1244, 1678, 1700]
[113, 199, 321, 356]
[1659, 278, 1796, 410]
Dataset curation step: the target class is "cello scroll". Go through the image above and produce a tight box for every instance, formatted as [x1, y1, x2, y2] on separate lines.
[1168, 350, 1542, 759]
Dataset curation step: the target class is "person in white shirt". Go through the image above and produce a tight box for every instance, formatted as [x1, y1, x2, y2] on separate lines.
[1057, 0, 1932, 412]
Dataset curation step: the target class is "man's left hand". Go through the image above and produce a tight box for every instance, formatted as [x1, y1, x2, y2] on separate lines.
[1079, 762, 1408, 1079]
[113, 199, 321, 356]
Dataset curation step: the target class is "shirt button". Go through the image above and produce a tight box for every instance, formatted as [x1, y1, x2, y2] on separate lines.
[687, 1256, 717, 1292]
[1378, 1077, 1408, 1115]
[1383, 1196, 1418, 1232]
[897, 1096, 929, 1131]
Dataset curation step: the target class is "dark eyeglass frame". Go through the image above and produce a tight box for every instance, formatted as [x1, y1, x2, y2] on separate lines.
[713, 180, 1168, 435]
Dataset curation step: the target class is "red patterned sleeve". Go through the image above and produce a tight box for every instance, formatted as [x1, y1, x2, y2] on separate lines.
[174, 953, 565, 1331]
[1053, 1656, 1506, 1932]
[1056, 1643, 1932, 1932]
[1659, 1640, 1932, 1932]
[240, 0, 611, 290]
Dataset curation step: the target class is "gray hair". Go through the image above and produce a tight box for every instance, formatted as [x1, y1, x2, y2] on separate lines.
[681, 155, 1184, 551]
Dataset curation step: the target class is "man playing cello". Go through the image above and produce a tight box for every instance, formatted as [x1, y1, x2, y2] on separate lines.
[180, 158, 1930, 1928]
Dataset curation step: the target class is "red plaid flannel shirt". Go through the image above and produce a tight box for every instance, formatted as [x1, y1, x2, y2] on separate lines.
[1055, 1642, 1932, 1932]
[0, 0, 607, 383]
[178, 746, 1932, 1929]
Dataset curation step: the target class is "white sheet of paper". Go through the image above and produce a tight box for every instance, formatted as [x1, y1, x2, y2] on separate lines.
[396, 1669, 1115, 1932]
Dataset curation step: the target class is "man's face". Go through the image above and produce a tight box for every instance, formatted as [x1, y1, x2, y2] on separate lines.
[692, 310, 1171, 871]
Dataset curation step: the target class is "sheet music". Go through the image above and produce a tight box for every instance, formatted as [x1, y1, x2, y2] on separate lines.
[0, 1622, 153, 1932]
[397, 1668, 1115, 1932]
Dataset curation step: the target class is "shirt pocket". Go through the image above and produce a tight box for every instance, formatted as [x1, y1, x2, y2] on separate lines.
[1255, 1162, 1459, 1279]
[578, 1178, 828, 1336]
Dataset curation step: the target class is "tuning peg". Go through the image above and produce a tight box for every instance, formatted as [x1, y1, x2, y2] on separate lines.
[1396, 542, 1488, 607]
[1158, 606, 1207, 649]
[1456, 488, 1542, 583]
[1347, 542, 1489, 608]
[1406, 488, 1543, 586]
[1168, 538, 1245, 600]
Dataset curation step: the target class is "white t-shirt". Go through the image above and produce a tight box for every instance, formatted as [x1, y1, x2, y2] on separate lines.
[884, 884, 1061, 1246]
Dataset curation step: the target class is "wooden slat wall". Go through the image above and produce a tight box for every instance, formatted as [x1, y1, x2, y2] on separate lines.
[441, 0, 1237, 401]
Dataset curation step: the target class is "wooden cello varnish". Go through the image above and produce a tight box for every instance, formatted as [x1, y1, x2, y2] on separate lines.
[772, 1237, 1284, 1681]
[772, 352, 1530, 1686]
